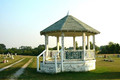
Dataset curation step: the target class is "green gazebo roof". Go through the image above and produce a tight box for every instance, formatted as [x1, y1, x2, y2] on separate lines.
[40, 15, 100, 36]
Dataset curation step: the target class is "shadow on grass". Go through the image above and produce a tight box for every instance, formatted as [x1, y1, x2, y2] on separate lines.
[18, 67, 120, 80]
[0, 67, 20, 79]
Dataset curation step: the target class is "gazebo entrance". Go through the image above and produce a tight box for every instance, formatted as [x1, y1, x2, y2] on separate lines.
[37, 15, 100, 73]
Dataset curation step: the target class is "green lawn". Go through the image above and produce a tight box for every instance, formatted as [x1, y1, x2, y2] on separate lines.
[0, 55, 23, 68]
[0, 56, 32, 79]
[18, 55, 120, 80]
[0, 55, 120, 80]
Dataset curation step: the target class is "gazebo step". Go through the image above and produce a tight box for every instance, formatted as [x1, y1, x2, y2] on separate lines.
[40, 62, 61, 73]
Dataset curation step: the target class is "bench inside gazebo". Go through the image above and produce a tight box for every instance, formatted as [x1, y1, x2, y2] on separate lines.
[37, 14, 100, 73]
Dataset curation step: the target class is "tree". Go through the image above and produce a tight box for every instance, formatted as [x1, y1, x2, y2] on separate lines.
[101, 46, 107, 53]
[0, 44, 6, 50]
[100, 42, 120, 54]
[52, 46, 61, 50]
[76, 41, 79, 50]
[109, 42, 114, 46]
[0, 44, 6, 53]
[90, 42, 93, 49]
[115, 43, 119, 53]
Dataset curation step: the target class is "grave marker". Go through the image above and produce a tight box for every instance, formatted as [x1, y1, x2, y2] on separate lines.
[15, 53, 17, 56]
[6, 60, 9, 63]
[117, 55, 120, 58]
[12, 55, 14, 59]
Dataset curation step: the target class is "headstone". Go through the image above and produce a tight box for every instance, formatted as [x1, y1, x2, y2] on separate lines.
[110, 60, 114, 62]
[104, 55, 107, 58]
[3, 60, 6, 63]
[15, 53, 17, 56]
[98, 56, 102, 58]
[6, 60, 9, 63]
[117, 55, 120, 58]
[11, 55, 14, 59]
[8, 53, 11, 57]
[2, 53, 4, 57]
[7, 54, 8, 57]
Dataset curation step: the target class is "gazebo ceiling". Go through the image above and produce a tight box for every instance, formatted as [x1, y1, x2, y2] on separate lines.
[40, 15, 100, 36]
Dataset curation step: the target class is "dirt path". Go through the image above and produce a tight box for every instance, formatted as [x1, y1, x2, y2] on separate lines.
[10, 58, 33, 80]
[0, 58, 25, 72]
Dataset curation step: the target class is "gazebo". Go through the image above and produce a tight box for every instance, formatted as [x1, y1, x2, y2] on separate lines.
[37, 14, 100, 73]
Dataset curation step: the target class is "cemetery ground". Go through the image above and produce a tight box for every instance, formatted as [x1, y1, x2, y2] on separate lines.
[0, 54, 120, 80]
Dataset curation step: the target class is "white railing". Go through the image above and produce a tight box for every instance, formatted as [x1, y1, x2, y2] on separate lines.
[85, 50, 95, 60]
[48, 50, 58, 58]
[64, 50, 83, 60]
[54, 49, 62, 73]
[37, 50, 46, 72]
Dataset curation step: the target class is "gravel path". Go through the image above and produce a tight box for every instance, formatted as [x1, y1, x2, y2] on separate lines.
[0, 58, 25, 72]
[10, 58, 33, 80]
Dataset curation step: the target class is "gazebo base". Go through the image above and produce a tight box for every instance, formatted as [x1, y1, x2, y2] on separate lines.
[37, 60, 96, 73]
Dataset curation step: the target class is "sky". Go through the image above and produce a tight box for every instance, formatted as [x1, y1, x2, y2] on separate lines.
[0, 0, 120, 48]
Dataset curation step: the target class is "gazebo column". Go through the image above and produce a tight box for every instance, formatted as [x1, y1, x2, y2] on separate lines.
[73, 36, 76, 50]
[57, 36, 59, 52]
[57, 36, 60, 57]
[82, 33, 86, 60]
[45, 34, 49, 61]
[61, 32, 64, 72]
[93, 35, 95, 50]
[87, 35, 90, 50]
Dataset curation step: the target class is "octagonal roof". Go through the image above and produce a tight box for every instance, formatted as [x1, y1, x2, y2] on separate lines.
[40, 15, 100, 36]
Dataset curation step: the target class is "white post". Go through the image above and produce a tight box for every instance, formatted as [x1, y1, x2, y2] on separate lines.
[61, 32, 64, 72]
[73, 36, 76, 50]
[57, 36, 59, 52]
[87, 36, 90, 50]
[93, 35, 95, 50]
[82, 33, 86, 60]
[55, 55, 57, 73]
[45, 34, 49, 61]
[37, 57, 39, 71]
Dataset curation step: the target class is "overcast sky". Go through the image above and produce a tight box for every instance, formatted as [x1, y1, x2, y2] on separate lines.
[0, 0, 120, 48]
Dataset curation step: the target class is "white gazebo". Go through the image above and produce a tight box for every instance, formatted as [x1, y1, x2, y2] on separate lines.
[37, 14, 100, 73]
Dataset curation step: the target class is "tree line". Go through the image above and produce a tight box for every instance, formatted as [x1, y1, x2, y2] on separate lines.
[99, 42, 120, 54]
[0, 41, 100, 56]
[0, 44, 45, 56]
[1, 41, 119, 56]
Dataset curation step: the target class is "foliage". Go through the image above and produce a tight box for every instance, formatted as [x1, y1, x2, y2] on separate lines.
[0, 44, 63, 56]
[75, 41, 79, 50]
[99, 42, 120, 54]
[0, 44, 6, 54]
[79, 41, 99, 51]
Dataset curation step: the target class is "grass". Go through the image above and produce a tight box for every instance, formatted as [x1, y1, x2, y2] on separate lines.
[0, 55, 120, 80]
[18, 54, 120, 80]
[0, 56, 32, 79]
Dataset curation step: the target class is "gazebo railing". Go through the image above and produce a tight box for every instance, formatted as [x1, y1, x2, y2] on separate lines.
[48, 50, 60, 59]
[37, 50, 46, 72]
[85, 50, 95, 60]
[47, 50, 95, 61]
[64, 50, 82, 60]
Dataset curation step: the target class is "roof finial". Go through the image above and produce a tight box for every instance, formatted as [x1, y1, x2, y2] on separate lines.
[67, 11, 69, 16]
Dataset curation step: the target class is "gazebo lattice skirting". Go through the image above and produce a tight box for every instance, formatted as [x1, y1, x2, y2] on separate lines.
[37, 15, 100, 73]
